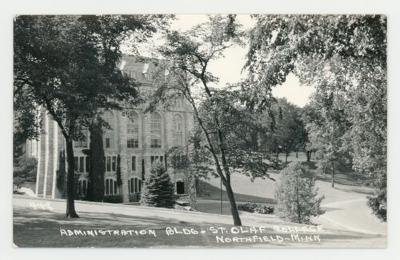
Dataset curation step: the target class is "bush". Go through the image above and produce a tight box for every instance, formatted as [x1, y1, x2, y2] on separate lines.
[238, 202, 274, 214]
[103, 195, 123, 203]
[13, 157, 37, 190]
[275, 162, 325, 224]
[140, 161, 176, 208]
[368, 187, 386, 222]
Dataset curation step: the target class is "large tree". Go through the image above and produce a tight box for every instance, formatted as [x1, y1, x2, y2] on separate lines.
[149, 15, 276, 226]
[246, 15, 387, 220]
[303, 90, 352, 187]
[14, 15, 171, 217]
[259, 98, 307, 163]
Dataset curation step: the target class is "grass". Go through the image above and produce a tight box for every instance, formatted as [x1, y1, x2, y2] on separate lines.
[13, 206, 382, 248]
[197, 180, 276, 204]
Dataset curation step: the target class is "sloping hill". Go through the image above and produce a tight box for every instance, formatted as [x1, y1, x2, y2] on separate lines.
[199, 172, 386, 236]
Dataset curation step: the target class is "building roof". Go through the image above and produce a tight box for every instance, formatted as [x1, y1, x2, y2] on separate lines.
[119, 55, 166, 84]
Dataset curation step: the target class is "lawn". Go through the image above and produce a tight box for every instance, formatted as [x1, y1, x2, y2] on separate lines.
[13, 195, 385, 248]
[197, 180, 276, 204]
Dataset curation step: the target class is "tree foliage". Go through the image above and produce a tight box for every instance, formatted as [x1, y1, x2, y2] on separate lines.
[13, 157, 37, 190]
[149, 15, 282, 225]
[140, 161, 176, 208]
[275, 162, 325, 224]
[247, 15, 386, 221]
[259, 98, 307, 163]
[14, 15, 172, 217]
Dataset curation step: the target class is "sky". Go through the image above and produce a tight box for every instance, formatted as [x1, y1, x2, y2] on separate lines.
[170, 15, 315, 108]
[133, 15, 315, 107]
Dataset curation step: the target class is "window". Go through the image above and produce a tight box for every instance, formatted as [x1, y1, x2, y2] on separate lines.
[127, 138, 138, 148]
[132, 156, 136, 171]
[106, 156, 111, 172]
[104, 131, 114, 149]
[79, 157, 84, 172]
[176, 181, 185, 194]
[74, 156, 88, 172]
[150, 113, 162, 148]
[102, 112, 115, 149]
[78, 179, 88, 197]
[105, 178, 118, 195]
[74, 157, 78, 171]
[173, 114, 184, 147]
[112, 156, 116, 172]
[150, 155, 164, 165]
[128, 177, 143, 194]
[74, 134, 88, 148]
[104, 156, 117, 172]
[126, 111, 139, 148]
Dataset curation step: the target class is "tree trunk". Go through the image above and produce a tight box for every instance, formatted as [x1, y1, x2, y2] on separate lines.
[224, 178, 242, 226]
[285, 152, 288, 163]
[331, 162, 335, 188]
[65, 138, 79, 218]
[87, 122, 105, 202]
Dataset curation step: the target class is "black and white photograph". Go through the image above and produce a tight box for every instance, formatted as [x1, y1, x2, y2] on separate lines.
[11, 12, 389, 249]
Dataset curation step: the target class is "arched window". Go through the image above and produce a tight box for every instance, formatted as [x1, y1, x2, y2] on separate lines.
[150, 113, 162, 148]
[126, 111, 139, 148]
[173, 114, 184, 147]
[128, 177, 143, 194]
[105, 178, 118, 195]
[176, 180, 185, 195]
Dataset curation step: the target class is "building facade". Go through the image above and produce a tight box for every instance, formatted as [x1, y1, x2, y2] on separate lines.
[26, 55, 195, 203]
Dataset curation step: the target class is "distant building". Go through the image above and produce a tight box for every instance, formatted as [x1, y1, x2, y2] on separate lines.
[25, 55, 194, 202]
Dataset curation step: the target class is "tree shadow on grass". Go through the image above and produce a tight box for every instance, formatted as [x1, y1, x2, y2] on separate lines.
[13, 207, 383, 248]
[14, 208, 195, 227]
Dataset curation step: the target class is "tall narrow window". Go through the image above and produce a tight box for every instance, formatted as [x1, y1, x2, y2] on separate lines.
[150, 113, 162, 148]
[78, 179, 88, 196]
[109, 179, 113, 195]
[127, 111, 139, 148]
[74, 157, 78, 171]
[105, 179, 110, 195]
[134, 178, 138, 193]
[106, 156, 111, 172]
[112, 156, 116, 172]
[128, 178, 132, 193]
[173, 114, 184, 147]
[103, 111, 115, 149]
[132, 156, 136, 171]
[79, 157, 84, 172]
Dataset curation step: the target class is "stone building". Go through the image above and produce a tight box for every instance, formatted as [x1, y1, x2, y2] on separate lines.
[25, 55, 195, 203]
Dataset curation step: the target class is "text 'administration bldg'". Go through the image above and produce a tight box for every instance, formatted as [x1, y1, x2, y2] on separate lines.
[25, 55, 195, 203]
